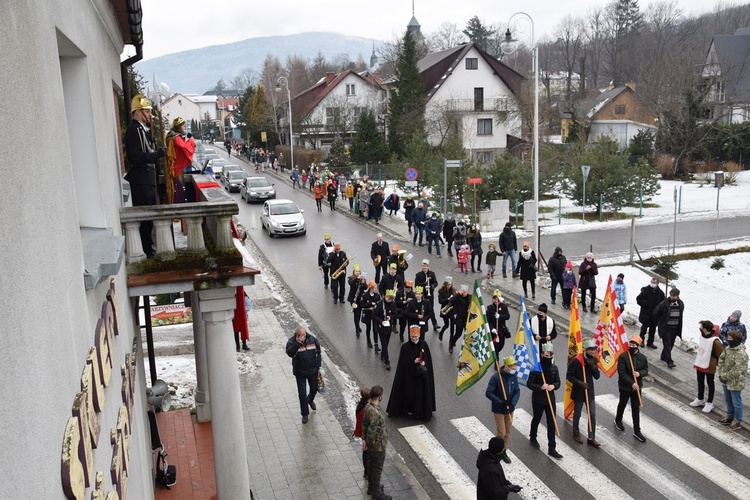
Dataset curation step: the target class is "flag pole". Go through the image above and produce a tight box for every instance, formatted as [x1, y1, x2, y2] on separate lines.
[582, 359, 593, 433]
[496, 361, 513, 418]
[627, 351, 644, 407]
[540, 372, 560, 436]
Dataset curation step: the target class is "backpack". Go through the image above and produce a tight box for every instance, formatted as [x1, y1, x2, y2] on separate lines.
[155, 447, 177, 489]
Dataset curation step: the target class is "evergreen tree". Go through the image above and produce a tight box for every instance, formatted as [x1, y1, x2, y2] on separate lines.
[474, 153, 534, 206]
[235, 85, 256, 141]
[388, 31, 426, 158]
[350, 109, 389, 164]
[249, 85, 277, 146]
[327, 137, 348, 170]
[462, 16, 496, 54]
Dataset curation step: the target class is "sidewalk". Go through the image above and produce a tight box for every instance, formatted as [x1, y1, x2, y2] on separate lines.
[253, 161, 750, 426]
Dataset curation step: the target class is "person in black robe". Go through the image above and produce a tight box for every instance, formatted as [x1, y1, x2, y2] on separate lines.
[387, 325, 436, 421]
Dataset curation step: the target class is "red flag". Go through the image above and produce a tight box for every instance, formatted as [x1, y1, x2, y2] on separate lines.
[593, 276, 628, 377]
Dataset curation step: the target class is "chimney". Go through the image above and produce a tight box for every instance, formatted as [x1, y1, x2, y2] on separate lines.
[625, 82, 636, 91]
[325, 72, 336, 84]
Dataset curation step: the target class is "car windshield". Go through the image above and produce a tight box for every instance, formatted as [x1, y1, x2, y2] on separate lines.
[247, 179, 270, 188]
[228, 171, 246, 180]
[269, 203, 299, 216]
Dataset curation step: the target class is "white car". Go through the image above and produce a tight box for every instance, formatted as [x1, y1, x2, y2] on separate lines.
[260, 199, 306, 238]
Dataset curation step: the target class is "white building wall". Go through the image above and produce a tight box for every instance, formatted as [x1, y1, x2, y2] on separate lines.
[162, 93, 203, 129]
[589, 120, 657, 149]
[305, 74, 386, 132]
[0, 1, 153, 499]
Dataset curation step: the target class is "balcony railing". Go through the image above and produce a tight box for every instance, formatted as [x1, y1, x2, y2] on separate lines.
[446, 98, 513, 113]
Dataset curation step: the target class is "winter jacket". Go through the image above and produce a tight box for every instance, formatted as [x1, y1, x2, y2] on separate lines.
[425, 217, 441, 239]
[718, 344, 748, 391]
[285, 333, 321, 377]
[498, 227, 517, 253]
[527, 362, 561, 405]
[443, 218, 456, 241]
[516, 250, 537, 280]
[617, 351, 648, 392]
[486, 250, 500, 266]
[566, 356, 600, 402]
[486, 371, 520, 415]
[719, 318, 747, 346]
[476, 449, 513, 500]
[562, 270, 577, 290]
[547, 248, 567, 281]
[403, 199, 416, 220]
[468, 230, 483, 255]
[635, 285, 665, 326]
[411, 206, 427, 227]
[577, 259, 598, 289]
[453, 223, 467, 248]
[654, 297, 684, 338]
[613, 280, 627, 304]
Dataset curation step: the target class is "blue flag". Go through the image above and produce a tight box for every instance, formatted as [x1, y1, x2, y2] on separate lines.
[512, 296, 541, 386]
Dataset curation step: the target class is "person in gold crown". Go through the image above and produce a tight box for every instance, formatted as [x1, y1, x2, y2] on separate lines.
[405, 286, 432, 342]
[374, 289, 397, 369]
[125, 94, 167, 258]
[165, 117, 195, 204]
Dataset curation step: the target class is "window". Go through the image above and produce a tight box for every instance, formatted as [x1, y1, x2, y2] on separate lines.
[615, 104, 626, 115]
[474, 88, 484, 111]
[326, 107, 340, 127]
[477, 118, 493, 136]
[466, 58, 478, 70]
[346, 84, 356, 96]
[716, 81, 725, 103]
[476, 151, 493, 164]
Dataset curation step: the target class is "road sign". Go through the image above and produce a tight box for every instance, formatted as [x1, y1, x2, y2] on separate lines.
[405, 167, 419, 181]
[581, 165, 591, 180]
[405, 180, 418, 187]
[468, 178, 482, 185]
[445, 160, 462, 168]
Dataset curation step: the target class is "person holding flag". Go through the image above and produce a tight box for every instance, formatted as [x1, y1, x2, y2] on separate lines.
[456, 280, 497, 396]
[485, 357, 520, 464]
[528, 343, 563, 458]
[614, 335, 649, 442]
[486, 290, 511, 356]
[593, 275, 629, 378]
[567, 339, 601, 447]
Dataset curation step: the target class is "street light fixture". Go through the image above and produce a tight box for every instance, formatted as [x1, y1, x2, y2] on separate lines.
[276, 76, 294, 171]
[501, 13, 539, 256]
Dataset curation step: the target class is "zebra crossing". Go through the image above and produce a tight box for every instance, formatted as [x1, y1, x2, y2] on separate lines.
[396, 386, 749, 499]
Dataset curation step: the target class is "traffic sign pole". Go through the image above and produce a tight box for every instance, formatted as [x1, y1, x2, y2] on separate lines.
[443, 160, 462, 214]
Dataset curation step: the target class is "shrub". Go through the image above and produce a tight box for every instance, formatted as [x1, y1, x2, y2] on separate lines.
[710, 257, 725, 270]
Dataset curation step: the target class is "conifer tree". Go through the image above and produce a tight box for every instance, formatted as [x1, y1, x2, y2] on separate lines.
[388, 30, 425, 158]
[350, 109, 388, 164]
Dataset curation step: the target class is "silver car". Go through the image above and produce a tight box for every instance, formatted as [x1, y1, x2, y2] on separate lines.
[241, 176, 276, 203]
[219, 164, 242, 184]
[260, 199, 306, 237]
[224, 169, 249, 193]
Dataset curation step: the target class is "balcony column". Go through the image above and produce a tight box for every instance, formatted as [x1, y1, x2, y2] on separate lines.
[153, 219, 176, 260]
[216, 215, 233, 249]
[198, 288, 251, 499]
[186, 217, 208, 256]
[190, 291, 211, 422]
[123, 221, 146, 263]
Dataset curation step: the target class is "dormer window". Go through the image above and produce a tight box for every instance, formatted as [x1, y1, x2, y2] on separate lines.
[346, 84, 356, 96]
[466, 58, 478, 70]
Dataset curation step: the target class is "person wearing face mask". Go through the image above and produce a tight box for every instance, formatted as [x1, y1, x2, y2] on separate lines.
[567, 339, 601, 447]
[530, 304, 557, 352]
[387, 326, 436, 421]
[654, 288, 684, 369]
[498, 222, 518, 278]
[547, 247, 567, 306]
[636, 277, 665, 349]
[476, 437, 523, 500]
[485, 357, 520, 464]
[614, 335, 649, 442]
[516, 241, 537, 299]
[577, 252, 598, 312]
[443, 213, 457, 257]
[717, 330, 748, 431]
[362, 385, 393, 500]
[486, 290, 511, 356]
[690, 320, 723, 413]
[613, 273, 627, 312]
[527, 344, 563, 459]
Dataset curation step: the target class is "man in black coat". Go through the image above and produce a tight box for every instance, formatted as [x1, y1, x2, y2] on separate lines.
[327, 243, 348, 304]
[635, 277, 665, 349]
[566, 339, 601, 447]
[476, 437, 522, 500]
[653, 288, 684, 369]
[547, 247, 567, 306]
[414, 259, 439, 331]
[442, 213, 456, 256]
[527, 343, 562, 459]
[498, 223, 518, 278]
[486, 290, 511, 356]
[370, 232, 390, 283]
[125, 94, 166, 257]
[317, 233, 334, 289]
[285, 326, 322, 424]
[378, 264, 404, 297]
[369, 187, 384, 223]
[386, 325, 436, 421]
[447, 284, 471, 354]
[615, 335, 649, 442]
[411, 202, 427, 246]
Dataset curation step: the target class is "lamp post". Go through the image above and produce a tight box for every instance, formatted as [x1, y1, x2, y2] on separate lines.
[501, 12, 539, 255]
[276, 76, 294, 170]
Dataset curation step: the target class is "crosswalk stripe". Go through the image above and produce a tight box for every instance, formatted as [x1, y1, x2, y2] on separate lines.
[451, 416, 559, 500]
[643, 386, 750, 459]
[598, 393, 750, 499]
[554, 401, 706, 500]
[399, 425, 476, 500]
[512, 408, 632, 500]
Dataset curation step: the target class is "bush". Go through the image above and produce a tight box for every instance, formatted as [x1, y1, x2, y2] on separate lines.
[652, 255, 678, 280]
[710, 257, 725, 270]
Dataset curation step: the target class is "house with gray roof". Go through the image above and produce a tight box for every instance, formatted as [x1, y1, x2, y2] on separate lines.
[702, 27, 750, 124]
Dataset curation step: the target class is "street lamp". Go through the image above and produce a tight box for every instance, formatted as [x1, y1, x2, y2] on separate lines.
[501, 13, 539, 256]
[276, 76, 294, 170]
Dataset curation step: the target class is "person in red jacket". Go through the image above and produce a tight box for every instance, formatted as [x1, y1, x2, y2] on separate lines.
[165, 117, 195, 204]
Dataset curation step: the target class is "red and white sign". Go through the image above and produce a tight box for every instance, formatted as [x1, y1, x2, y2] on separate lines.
[468, 177, 483, 184]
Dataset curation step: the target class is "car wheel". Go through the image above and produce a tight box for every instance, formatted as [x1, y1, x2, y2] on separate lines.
[246, 194, 251, 204]
[267, 225, 274, 238]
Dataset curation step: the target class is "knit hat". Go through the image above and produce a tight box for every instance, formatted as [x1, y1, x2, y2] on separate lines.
[538, 303, 548, 313]
[503, 356, 517, 367]
[488, 437, 505, 455]
[565, 261, 573, 269]
[731, 310, 742, 320]
[505, 222, 512, 228]
[541, 343, 554, 353]
[669, 288, 680, 296]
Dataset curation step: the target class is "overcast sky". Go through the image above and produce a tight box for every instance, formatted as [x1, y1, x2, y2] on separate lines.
[139, 0, 732, 61]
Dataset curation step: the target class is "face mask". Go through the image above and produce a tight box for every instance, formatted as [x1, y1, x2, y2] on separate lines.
[584, 352, 594, 359]
[616, 279, 623, 284]
[650, 283, 657, 288]
[541, 356, 552, 365]
[629, 347, 638, 354]
[587, 257, 593, 262]
[508, 369, 517, 375]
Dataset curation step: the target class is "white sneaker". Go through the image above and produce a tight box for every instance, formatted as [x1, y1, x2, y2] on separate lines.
[702, 402, 715, 413]
[689, 398, 705, 407]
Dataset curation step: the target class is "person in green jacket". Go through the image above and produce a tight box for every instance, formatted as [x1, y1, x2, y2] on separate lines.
[718, 330, 748, 431]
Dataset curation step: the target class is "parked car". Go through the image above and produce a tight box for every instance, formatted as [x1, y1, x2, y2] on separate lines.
[204, 158, 228, 176]
[241, 176, 276, 203]
[224, 170, 250, 193]
[203, 154, 221, 167]
[260, 199, 306, 237]
[219, 164, 242, 184]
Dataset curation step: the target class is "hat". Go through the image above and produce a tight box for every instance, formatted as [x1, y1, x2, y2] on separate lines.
[669, 288, 680, 296]
[493, 290, 502, 298]
[585, 252, 594, 259]
[565, 262, 573, 269]
[385, 289, 395, 297]
[538, 304, 548, 313]
[334, 243, 341, 249]
[488, 437, 505, 455]
[368, 281, 377, 289]
[409, 325, 421, 333]
[324, 233, 331, 239]
[405, 280, 414, 287]
[523, 241, 531, 247]
[390, 263, 397, 269]
[729, 330, 743, 341]
[376, 232, 383, 238]
[504, 222, 512, 228]
[731, 310, 742, 320]
[629, 335, 642, 345]
[353, 264, 361, 270]
[130, 94, 152, 112]
[422, 259, 430, 265]
[541, 343, 554, 353]
[172, 117, 186, 128]
[415, 286, 424, 293]
[408, 193, 415, 199]
[392, 244, 399, 251]
[583, 339, 596, 349]
[444, 276, 453, 283]
[460, 284, 469, 292]
[503, 356, 517, 367]
[617, 273, 625, 279]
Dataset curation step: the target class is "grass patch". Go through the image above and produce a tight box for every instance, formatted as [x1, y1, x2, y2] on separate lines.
[623, 202, 660, 209]
[561, 211, 633, 222]
[639, 247, 749, 275]
[538, 206, 555, 214]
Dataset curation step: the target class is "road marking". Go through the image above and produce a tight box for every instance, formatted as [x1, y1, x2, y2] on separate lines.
[598, 393, 750, 499]
[451, 416, 559, 500]
[512, 408, 632, 500]
[643, 386, 750, 459]
[399, 425, 476, 500]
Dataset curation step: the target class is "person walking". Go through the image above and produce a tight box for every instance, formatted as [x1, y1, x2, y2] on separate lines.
[516, 241, 537, 299]
[527, 343, 563, 459]
[636, 277, 665, 349]
[530, 304, 557, 352]
[403, 194, 416, 233]
[476, 437, 523, 500]
[317, 233, 334, 288]
[567, 339, 601, 447]
[717, 329, 748, 430]
[547, 247, 567, 306]
[486, 290, 511, 356]
[690, 320, 723, 413]
[290, 166, 300, 189]
[362, 385, 392, 500]
[654, 288, 684, 369]
[411, 202, 427, 246]
[447, 284, 471, 354]
[285, 326, 322, 424]
[498, 223, 518, 278]
[578, 252, 598, 312]
[614, 335, 648, 442]
[313, 181, 324, 212]
[361, 282, 382, 349]
[453, 220, 467, 263]
[561, 262, 576, 310]
[485, 357, 520, 464]
[437, 277, 456, 342]
[387, 325, 437, 421]
[370, 233, 390, 284]
[414, 259, 439, 331]
[328, 243, 348, 304]
[353, 387, 371, 479]
[373, 290, 397, 368]
[719, 310, 747, 346]
[468, 224, 483, 273]
[485, 243, 500, 279]
[443, 213, 456, 257]
[326, 179, 338, 211]
[348, 265, 367, 338]
[425, 212, 442, 257]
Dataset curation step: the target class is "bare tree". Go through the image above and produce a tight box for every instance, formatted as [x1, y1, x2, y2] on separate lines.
[584, 7, 606, 90]
[553, 16, 585, 100]
[230, 68, 258, 94]
[426, 22, 467, 51]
